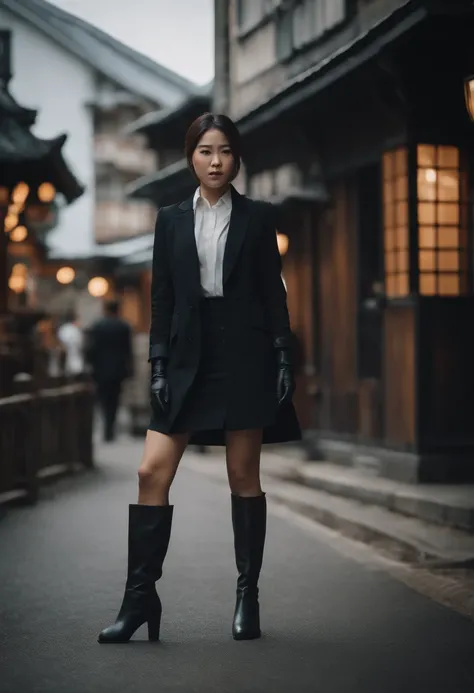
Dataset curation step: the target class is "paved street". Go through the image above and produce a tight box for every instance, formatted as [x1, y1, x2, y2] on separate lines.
[1, 436, 474, 693]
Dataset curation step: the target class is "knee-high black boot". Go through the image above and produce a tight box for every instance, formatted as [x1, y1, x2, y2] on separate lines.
[231, 493, 266, 640]
[98, 504, 173, 643]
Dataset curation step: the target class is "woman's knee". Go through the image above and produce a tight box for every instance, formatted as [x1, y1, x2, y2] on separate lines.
[137, 431, 187, 491]
[226, 429, 262, 495]
[137, 457, 173, 492]
[227, 464, 261, 496]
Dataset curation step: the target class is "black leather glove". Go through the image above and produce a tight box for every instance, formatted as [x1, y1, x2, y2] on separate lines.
[276, 348, 295, 407]
[150, 357, 170, 416]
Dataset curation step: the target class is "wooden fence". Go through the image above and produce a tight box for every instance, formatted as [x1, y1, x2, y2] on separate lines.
[0, 376, 94, 506]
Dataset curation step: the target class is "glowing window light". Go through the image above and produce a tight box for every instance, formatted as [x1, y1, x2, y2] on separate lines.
[88, 276, 109, 297]
[9, 203, 24, 215]
[10, 226, 28, 242]
[12, 182, 29, 204]
[38, 182, 56, 203]
[4, 214, 19, 232]
[11, 263, 28, 276]
[56, 266, 76, 284]
[9, 263, 28, 293]
[8, 274, 26, 293]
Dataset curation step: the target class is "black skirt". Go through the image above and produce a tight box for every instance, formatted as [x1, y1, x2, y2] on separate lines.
[150, 297, 229, 435]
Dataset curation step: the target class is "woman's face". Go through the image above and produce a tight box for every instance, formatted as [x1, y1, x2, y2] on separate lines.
[191, 128, 235, 190]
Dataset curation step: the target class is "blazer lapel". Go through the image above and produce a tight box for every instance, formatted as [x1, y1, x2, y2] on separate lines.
[223, 186, 250, 286]
[176, 196, 201, 297]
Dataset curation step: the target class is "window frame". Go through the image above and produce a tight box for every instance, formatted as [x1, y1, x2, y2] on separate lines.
[236, 0, 281, 39]
[275, 0, 350, 62]
[381, 142, 472, 300]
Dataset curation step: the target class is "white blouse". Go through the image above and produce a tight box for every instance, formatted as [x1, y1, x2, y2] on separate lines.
[193, 187, 232, 297]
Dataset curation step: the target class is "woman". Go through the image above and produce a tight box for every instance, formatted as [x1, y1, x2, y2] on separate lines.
[98, 113, 301, 645]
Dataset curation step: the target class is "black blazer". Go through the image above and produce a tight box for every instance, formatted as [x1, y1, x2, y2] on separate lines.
[149, 185, 300, 443]
[150, 186, 292, 359]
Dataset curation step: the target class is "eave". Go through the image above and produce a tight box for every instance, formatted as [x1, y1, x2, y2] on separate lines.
[0, 88, 84, 203]
[123, 91, 212, 150]
[237, 1, 428, 135]
[125, 158, 194, 206]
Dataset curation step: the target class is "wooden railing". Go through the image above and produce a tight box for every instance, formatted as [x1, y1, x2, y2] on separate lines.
[0, 375, 94, 506]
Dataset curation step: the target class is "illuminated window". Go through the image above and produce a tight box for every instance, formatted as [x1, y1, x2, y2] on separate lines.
[382, 147, 409, 298]
[417, 145, 467, 296]
[382, 144, 468, 299]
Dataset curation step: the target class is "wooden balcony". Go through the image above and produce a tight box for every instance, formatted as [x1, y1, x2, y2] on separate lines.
[94, 134, 157, 176]
[95, 200, 156, 243]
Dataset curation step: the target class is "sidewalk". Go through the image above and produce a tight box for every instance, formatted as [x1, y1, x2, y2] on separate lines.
[193, 447, 474, 566]
[3, 435, 474, 692]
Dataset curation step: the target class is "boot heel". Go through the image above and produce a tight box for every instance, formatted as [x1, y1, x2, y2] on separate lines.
[147, 615, 161, 641]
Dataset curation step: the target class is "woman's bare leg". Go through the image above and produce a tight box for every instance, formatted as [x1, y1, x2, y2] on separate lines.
[225, 428, 263, 497]
[137, 430, 190, 505]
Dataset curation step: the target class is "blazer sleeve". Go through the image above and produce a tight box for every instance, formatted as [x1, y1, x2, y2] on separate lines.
[149, 207, 174, 361]
[257, 202, 293, 349]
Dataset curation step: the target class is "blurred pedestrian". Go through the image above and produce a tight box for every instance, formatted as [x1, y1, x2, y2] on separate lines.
[98, 113, 301, 645]
[57, 309, 84, 376]
[86, 299, 133, 442]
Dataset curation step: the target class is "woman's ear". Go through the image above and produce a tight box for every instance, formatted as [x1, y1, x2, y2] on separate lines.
[231, 157, 242, 181]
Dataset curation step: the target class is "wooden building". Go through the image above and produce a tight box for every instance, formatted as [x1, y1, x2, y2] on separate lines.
[124, 87, 213, 207]
[110, 89, 213, 432]
[215, 0, 474, 483]
[0, 29, 83, 385]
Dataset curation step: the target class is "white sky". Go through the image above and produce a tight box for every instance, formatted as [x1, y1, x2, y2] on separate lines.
[48, 0, 214, 86]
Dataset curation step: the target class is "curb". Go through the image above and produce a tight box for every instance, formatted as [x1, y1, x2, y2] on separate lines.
[182, 456, 474, 566]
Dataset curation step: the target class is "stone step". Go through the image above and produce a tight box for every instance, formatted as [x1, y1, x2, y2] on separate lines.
[263, 478, 474, 565]
[260, 453, 474, 533]
[182, 454, 474, 566]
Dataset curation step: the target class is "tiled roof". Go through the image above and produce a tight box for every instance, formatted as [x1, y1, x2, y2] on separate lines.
[0, 86, 84, 202]
[0, 0, 199, 106]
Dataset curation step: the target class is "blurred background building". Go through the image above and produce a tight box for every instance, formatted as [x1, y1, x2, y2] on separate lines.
[2, 0, 474, 506]
[214, 0, 474, 484]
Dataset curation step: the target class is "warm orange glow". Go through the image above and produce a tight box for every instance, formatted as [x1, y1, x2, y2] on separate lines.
[56, 266, 76, 284]
[417, 144, 464, 296]
[12, 182, 29, 204]
[9, 263, 28, 293]
[10, 225, 28, 242]
[88, 276, 109, 297]
[0, 187, 9, 204]
[8, 275, 26, 293]
[4, 213, 19, 232]
[12, 263, 27, 276]
[382, 148, 409, 298]
[9, 202, 24, 215]
[277, 233, 289, 256]
[38, 182, 56, 203]
[464, 78, 474, 119]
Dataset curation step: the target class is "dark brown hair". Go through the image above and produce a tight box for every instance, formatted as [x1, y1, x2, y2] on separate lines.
[184, 112, 241, 180]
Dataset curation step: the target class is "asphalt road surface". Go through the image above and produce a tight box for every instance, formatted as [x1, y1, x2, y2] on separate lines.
[1, 437, 474, 693]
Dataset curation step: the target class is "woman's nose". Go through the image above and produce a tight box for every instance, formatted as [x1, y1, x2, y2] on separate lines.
[211, 154, 221, 167]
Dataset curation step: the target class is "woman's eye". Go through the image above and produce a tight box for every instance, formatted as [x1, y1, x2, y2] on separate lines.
[199, 149, 211, 155]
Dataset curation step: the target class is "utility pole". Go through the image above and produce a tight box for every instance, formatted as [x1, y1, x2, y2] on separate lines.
[213, 0, 230, 114]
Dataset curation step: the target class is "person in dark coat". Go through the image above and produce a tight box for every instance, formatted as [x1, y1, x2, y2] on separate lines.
[98, 113, 301, 645]
[86, 299, 133, 442]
